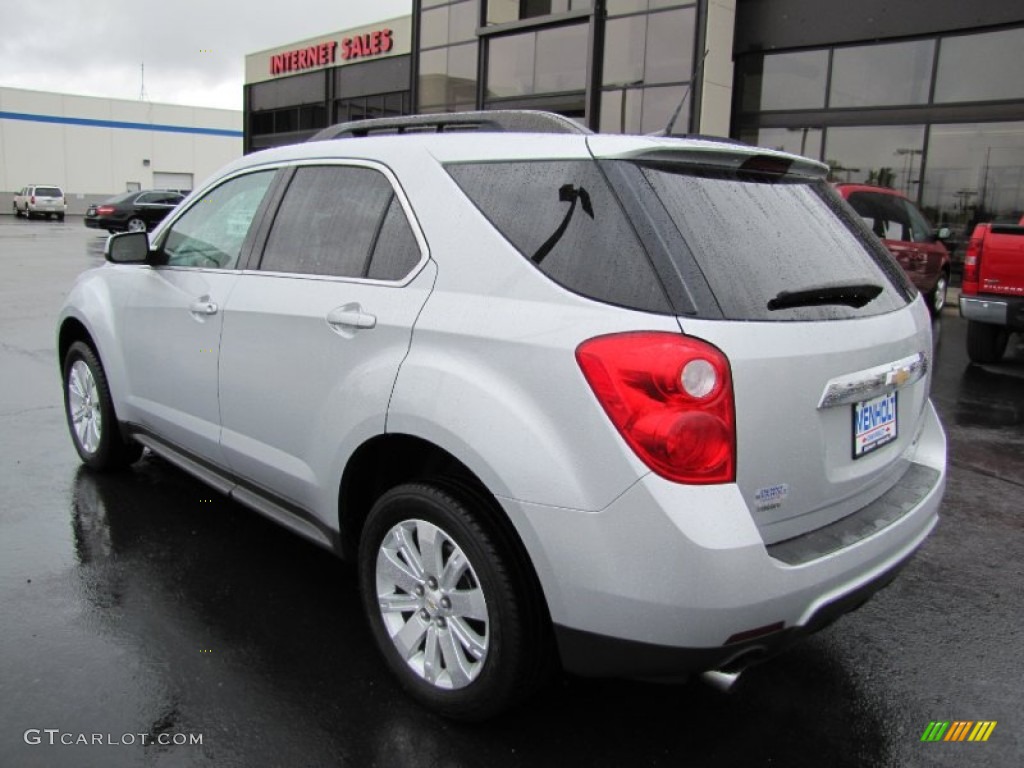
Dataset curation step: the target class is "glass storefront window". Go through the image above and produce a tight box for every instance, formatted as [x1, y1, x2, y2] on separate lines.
[639, 85, 688, 134]
[644, 8, 694, 84]
[487, 33, 537, 97]
[824, 125, 926, 193]
[418, 48, 448, 107]
[830, 40, 934, 108]
[449, 1, 478, 44]
[421, 6, 450, 49]
[486, 0, 573, 25]
[740, 50, 829, 112]
[934, 27, 1024, 104]
[447, 42, 479, 106]
[607, 0, 647, 14]
[535, 24, 588, 93]
[603, 15, 646, 86]
[923, 122, 1024, 230]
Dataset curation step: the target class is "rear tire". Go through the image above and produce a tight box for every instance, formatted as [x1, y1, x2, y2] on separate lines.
[57, 213, 65, 222]
[127, 217, 147, 232]
[966, 321, 1009, 364]
[62, 341, 143, 470]
[359, 482, 551, 720]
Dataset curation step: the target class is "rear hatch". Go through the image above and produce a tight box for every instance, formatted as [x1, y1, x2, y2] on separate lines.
[979, 223, 1024, 297]
[589, 136, 933, 544]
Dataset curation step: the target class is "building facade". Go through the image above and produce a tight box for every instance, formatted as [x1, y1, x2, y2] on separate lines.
[244, 0, 1024, 233]
[0, 87, 242, 215]
[244, 16, 413, 152]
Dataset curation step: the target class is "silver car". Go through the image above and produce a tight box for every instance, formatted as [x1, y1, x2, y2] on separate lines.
[57, 111, 946, 720]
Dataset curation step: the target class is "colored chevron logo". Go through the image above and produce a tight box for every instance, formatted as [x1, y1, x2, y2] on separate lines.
[921, 721, 997, 742]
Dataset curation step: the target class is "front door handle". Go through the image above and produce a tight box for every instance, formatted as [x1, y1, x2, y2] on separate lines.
[189, 299, 218, 316]
[327, 304, 377, 330]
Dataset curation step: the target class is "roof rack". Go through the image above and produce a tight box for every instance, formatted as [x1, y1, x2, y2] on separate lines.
[307, 110, 592, 142]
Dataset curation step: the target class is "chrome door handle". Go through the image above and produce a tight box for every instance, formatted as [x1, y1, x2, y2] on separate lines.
[327, 305, 376, 330]
[189, 300, 218, 315]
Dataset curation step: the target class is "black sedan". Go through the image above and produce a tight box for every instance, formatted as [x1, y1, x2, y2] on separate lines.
[84, 190, 185, 233]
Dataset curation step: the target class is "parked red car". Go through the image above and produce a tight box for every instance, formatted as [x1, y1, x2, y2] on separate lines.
[959, 216, 1024, 363]
[836, 184, 951, 317]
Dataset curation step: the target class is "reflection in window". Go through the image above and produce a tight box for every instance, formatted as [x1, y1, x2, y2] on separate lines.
[486, 0, 573, 25]
[603, 15, 646, 86]
[824, 125, 925, 194]
[830, 40, 934, 108]
[922, 121, 1024, 231]
[739, 50, 828, 112]
[487, 33, 537, 97]
[935, 28, 1024, 104]
[598, 85, 689, 134]
[535, 24, 588, 93]
[644, 8, 694, 84]
[418, 48, 448, 107]
[448, 1, 478, 44]
[421, 6, 450, 49]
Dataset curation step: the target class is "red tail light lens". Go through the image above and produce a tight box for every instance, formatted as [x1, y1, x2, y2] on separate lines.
[576, 332, 736, 484]
[961, 224, 987, 296]
[96, 205, 116, 215]
[30, 195, 36, 205]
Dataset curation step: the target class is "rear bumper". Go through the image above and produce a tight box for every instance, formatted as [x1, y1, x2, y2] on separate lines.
[555, 549, 912, 677]
[504, 401, 945, 678]
[959, 294, 1024, 331]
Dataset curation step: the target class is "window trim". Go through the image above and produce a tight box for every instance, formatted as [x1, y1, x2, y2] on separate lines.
[248, 158, 430, 287]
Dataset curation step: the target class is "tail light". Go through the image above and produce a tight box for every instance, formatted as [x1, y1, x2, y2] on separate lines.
[576, 332, 736, 484]
[30, 195, 36, 205]
[961, 224, 987, 296]
[96, 205, 116, 215]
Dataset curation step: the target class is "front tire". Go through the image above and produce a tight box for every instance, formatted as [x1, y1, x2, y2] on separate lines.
[966, 321, 1009, 364]
[359, 482, 550, 720]
[62, 341, 142, 470]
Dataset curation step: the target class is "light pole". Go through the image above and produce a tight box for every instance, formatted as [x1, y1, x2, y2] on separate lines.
[895, 148, 923, 196]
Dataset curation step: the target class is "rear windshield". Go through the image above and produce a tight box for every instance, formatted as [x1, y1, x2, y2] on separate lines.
[635, 162, 913, 321]
[35, 187, 62, 197]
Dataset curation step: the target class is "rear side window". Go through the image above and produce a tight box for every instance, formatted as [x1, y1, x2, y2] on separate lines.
[447, 161, 670, 313]
[260, 165, 421, 281]
[639, 164, 911, 321]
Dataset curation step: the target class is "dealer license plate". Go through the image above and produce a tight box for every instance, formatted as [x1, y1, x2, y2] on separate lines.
[853, 391, 897, 459]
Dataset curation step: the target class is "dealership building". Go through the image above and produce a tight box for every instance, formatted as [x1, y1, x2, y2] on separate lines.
[0, 86, 242, 215]
[246, 0, 1024, 231]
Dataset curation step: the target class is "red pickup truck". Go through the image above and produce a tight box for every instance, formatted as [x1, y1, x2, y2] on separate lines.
[959, 216, 1024, 363]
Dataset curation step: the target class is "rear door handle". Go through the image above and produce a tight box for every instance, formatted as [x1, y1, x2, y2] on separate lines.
[189, 299, 218, 316]
[327, 304, 377, 330]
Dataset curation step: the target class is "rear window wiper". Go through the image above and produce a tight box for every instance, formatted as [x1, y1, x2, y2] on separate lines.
[767, 281, 883, 311]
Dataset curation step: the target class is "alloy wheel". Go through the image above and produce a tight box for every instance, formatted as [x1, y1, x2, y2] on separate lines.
[68, 360, 102, 454]
[375, 519, 490, 690]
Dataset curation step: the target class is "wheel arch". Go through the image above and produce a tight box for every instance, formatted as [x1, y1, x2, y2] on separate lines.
[337, 433, 555, 630]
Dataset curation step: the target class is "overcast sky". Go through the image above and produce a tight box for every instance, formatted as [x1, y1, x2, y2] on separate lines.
[1, 0, 410, 111]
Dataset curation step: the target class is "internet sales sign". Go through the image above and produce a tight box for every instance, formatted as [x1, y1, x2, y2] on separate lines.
[270, 29, 394, 75]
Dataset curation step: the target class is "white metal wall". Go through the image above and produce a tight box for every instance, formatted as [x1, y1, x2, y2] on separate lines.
[0, 87, 242, 214]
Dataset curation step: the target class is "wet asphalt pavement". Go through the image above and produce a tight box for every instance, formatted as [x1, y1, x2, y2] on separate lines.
[1, 216, 1021, 768]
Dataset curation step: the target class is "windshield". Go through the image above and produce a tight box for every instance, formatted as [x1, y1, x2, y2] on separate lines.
[634, 162, 913, 321]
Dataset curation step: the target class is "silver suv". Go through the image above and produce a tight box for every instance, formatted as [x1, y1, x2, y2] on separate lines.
[14, 184, 66, 220]
[57, 112, 946, 720]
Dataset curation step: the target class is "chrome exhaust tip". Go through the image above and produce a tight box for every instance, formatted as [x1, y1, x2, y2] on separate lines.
[698, 669, 742, 693]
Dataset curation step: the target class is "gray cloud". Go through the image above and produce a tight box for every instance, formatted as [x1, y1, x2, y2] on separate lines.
[1, 0, 410, 109]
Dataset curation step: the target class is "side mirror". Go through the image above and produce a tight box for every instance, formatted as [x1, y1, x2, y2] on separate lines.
[936, 226, 951, 241]
[105, 231, 152, 264]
